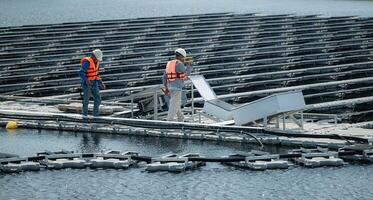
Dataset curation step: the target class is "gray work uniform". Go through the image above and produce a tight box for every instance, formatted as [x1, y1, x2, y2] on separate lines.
[162, 60, 192, 121]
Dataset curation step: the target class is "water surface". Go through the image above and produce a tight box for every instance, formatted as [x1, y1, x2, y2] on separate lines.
[0, 128, 372, 200]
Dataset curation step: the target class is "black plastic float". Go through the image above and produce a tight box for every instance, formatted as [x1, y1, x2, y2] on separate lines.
[1, 145, 372, 173]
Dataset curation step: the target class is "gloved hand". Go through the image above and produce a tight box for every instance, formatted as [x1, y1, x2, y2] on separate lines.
[183, 57, 193, 65]
[85, 79, 92, 87]
[162, 87, 170, 96]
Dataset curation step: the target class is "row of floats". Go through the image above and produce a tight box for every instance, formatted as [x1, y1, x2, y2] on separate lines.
[1, 145, 372, 174]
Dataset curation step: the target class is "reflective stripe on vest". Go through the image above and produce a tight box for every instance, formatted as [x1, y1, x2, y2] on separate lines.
[80, 57, 100, 81]
[166, 60, 185, 81]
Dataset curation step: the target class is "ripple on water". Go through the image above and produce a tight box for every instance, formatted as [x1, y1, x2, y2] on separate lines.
[1, 129, 373, 200]
[1, 164, 373, 200]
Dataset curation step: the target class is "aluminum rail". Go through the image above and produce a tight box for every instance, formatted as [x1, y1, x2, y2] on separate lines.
[1, 42, 372, 81]
[1, 23, 369, 58]
[0, 13, 353, 38]
[1, 27, 369, 61]
[1, 13, 357, 33]
[1, 40, 370, 82]
[2, 31, 370, 73]
[0, 23, 367, 61]
[1, 33, 369, 71]
[3, 47, 371, 82]
[0, 20, 364, 46]
[0, 14, 362, 39]
[10, 65, 372, 102]
[1, 24, 370, 60]
[3, 51, 372, 96]
[0, 18, 369, 55]
[2, 55, 371, 91]
[0, 13, 349, 35]
[0, 24, 370, 65]
[4, 61, 373, 98]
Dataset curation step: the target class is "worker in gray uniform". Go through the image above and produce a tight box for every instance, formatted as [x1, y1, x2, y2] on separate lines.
[162, 48, 192, 122]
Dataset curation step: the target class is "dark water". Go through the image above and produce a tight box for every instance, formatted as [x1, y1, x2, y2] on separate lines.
[1, 128, 373, 200]
[1, 0, 373, 27]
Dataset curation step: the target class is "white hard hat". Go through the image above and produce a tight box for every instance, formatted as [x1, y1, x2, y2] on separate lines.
[175, 48, 187, 57]
[92, 49, 103, 61]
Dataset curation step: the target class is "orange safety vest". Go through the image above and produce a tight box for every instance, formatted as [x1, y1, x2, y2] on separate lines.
[80, 57, 100, 81]
[166, 60, 186, 81]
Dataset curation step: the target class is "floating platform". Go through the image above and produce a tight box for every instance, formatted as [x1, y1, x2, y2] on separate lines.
[90, 151, 138, 169]
[1, 147, 373, 174]
[290, 147, 344, 167]
[0, 157, 41, 173]
[1, 109, 370, 149]
[338, 144, 373, 163]
[146, 153, 206, 172]
[225, 151, 289, 170]
[41, 154, 87, 169]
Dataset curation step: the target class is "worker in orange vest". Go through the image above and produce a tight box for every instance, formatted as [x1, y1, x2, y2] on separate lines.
[79, 49, 106, 116]
[162, 48, 192, 121]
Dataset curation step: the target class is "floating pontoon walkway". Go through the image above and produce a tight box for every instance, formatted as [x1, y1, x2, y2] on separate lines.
[0, 109, 370, 149]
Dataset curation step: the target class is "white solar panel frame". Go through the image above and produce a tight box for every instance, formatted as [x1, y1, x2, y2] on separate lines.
[189, 75, 217, 101]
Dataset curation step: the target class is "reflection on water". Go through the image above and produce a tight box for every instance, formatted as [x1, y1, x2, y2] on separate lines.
[80, 133, 102, 152]
[1, 128, 373, 200]
[0, 128, 265, 156]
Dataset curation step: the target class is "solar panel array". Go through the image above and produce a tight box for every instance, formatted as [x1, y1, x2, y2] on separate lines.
[0, 13, 372, 122]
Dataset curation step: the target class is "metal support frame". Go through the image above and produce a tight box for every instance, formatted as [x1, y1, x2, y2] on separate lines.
[275, 116, 280, 128]
[277, 111, 306, 130]
[289, 114, 303, 130]
[270, 110, 342, 131]
[301, 111, 304, 129]
[191, 84, 195, 122]
[130, 90, 134, 118]
[296, 112, 339, 125]
[153, 91, 158, 120]
[198, 111, 202, 123]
